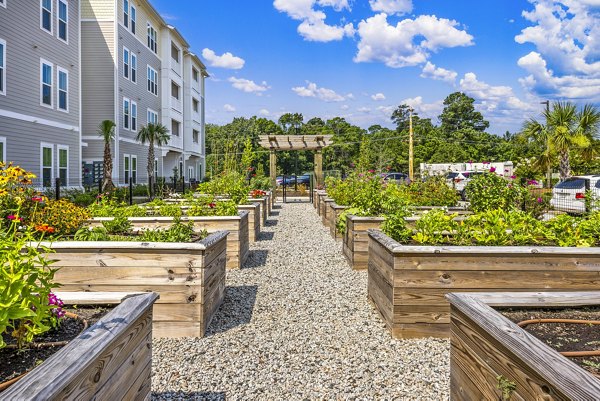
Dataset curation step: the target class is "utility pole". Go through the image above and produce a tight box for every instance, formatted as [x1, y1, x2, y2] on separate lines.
[541, 100, 551, 188]
[408, 107, 414, 182]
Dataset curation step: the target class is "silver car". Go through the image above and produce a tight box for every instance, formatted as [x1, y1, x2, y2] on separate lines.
[550, 175, 600, 214]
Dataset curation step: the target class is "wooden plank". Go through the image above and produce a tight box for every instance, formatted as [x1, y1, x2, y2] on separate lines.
[391, 323, 448, 339]
[55, 267, 203, 285]
[153, 321, 202, 338]
[153, 303, 202, 322]
[53, 291, 144, 304]
[394, 305, 450, 324]
[464, 291, 600, 307]
[57, 285, 201, 304]
[1, 293, 157, 400]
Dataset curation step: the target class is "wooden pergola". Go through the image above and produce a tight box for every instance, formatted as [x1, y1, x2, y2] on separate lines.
[258, 135, 333, 187]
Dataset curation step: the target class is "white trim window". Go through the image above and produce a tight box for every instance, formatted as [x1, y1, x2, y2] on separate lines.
[193, 129, 199, 144]
[171, 119, 180, 137]
[57, 66, 68, 112]
[57, 145, 68, 186]
[147, 108, 158, 125]
[123, 0, 129, 28]
[147, 66, 158, 96]
[124, 154, 130, 184]
[192, 98, 199, 113]
[40, 59, 53, 107]
[130, 5, 136, 35]
[123, 97, 130, 130]
[41, 0, 52, 34]
[131, 155, 137, 184]
[0, 136, 6, 164]
[147, 23, 157, 53]
[57, 0, 68, 43]
[188, 166, 194, 181]
[192, 68, 199, 83]
[171, 42, 180, 64]
[154, 157, 158, 180]
[131, 53, 137, 83]
[123, 47, 130, 79]
[41, 143, 53, 187]
[171, 81, 179, 100]
[0, 38, 5, 96]
[131, 101, 137, 132]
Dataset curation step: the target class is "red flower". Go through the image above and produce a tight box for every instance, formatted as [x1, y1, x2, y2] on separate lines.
[209, 202, 216, 208]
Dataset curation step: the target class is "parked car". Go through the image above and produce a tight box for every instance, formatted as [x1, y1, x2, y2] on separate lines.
[446, 171, 485, 198]
[382, 172, 408, 183]
[276, 175, 311, 186]
[550, 175, 600, 214]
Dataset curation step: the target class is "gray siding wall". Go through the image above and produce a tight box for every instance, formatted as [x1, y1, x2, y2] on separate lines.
[0, 0, 81, 186]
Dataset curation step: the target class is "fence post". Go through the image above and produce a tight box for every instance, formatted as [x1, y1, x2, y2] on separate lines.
[129, 179, 133, 205]
[55, 177, 61, 200]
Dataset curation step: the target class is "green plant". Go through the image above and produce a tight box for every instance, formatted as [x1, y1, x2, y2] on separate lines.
[30, 199, 90, 236]
[404, 176, 459, 206]
[102, 216, 132, 235]
[197, 172, 250, 205]
[544, 214, 595, 247]
[382, 210, 412, 242]
[138, 219, 200, 242]
[74, 226, 110, 241]
[465, 173, 528, 213]
[157, 204, 183, 218]
[0, 221, 61, 349]
[496, 375, 517, 400]
[412, 209, 458, 245]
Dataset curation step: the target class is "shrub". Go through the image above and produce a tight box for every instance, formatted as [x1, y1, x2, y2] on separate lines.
[197, 172, 249, 205]
[405, 176, 459, 207]
[381, 210, 412, 242]
[465, 173, 528, 213]
[30, 199, 90, 236]
[250, 176, 273, 191]
[102, 216, 132, 235]
[187, 198, 238, 217]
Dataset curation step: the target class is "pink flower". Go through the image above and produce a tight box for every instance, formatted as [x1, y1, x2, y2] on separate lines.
[510, 175, 516, 179]
[527, 180, 538, 186]
[7, 215, 16, 220]
[32, 196, 43, 202]
[537, 197, 543, 203]
[490, 167, 496, 173]
[368, 169, 375, 173]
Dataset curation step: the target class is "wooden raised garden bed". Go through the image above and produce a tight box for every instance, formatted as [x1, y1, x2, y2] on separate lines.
[252, 196, 269, 224]
[343, 215, 385, 270]
[367, 229, 600, 339]
[320, 198, 334, 226]
[447, 292, 600, 400]
[326, 202, 348, 241]
[89, 212, 248, 269]
[1, 292, 158, 400]
[316, 191, 327, 216]
[238, 202, 260, 242]
[44, 231, 228, 338]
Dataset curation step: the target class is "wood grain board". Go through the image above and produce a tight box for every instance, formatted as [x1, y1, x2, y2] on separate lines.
[367, 229, 600, 339]
[343, 215, 385, 270]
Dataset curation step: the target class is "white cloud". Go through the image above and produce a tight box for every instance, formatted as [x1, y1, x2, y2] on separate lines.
[357, 106, 372, 113]
[202, 49, 245, 70]
[369, 0, 413, 15]
[228, 77, 270, 94]
[399, 96, 445, 119]
[223, 104, 236, 113]
[420, 62, 457, 84]
[259, 109, 270, 116]
[274, 0, 354, 42]
[514, 0, 600, 100]
[371, 93, 386, 101]
[354, 13, 474, 68]
[292, 81, 348, 102]
[340, 104, 350, 110]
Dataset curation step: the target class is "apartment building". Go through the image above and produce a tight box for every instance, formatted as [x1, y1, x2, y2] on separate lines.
[81, 0, 208, 186]
[0, 0, 81, 187]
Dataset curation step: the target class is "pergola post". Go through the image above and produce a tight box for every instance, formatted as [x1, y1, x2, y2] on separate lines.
[314, 148, 323, 188]
[269, 149, 277, 188]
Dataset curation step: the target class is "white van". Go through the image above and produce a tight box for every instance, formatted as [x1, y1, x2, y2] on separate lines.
[550, 175, 600, 214]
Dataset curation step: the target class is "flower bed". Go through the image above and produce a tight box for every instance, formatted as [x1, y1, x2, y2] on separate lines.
[88, 213, 248, 269]
[367, 229, 600, 339]
[45, 231, 227, 338]
[1, 292, 158, 399]
[447, 292, 600, 400]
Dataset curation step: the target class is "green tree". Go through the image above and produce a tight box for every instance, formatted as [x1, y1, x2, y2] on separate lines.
[278, 113, 304, 134]
[136, 123, 170, 196]
[439, 92, 489, 133]
[98, 120, 116, 192]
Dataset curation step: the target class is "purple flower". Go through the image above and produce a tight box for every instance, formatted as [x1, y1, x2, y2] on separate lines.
[527, 179, 539, 186]
[48, 293, 64, 307]
[537, 197, 543, 203]
[510, 175, 516, 179]
[490, 167, 496, 173]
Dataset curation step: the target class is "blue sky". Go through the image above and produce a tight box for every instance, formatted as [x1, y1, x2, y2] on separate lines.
[151, 0, 600, 135]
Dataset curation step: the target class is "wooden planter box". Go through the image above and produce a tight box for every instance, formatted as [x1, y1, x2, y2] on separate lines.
[313, 190, 320, 209]
[343, 215, 385, 270]
[316, 191, 328, 216]
[326, 203, 348, 241]
[238, 203, 260, 242]
[367, 229, 600, 339]
[321, 198, 334, 226]
[1, 293, 158, 400]
[447, 292, 600, 400]
[250, 196, 268, 224]
[45, 232, 228, 338]
[89, 212, 248, 269]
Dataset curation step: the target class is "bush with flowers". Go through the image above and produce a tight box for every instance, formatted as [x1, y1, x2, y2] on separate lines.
[465, 172, 529, 213]
[29, 199, 90, 237]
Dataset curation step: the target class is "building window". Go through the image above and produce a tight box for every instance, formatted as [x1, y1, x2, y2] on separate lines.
[123, 47, 129, 79]
[123, 98, 130, 130]
[58, 145, 68, 186]
[131, 53, 137, 83]
[171, 81, 179, 100]
[147, 23, 157, 53]
[131, 101, 137, 132]
[58, 0, 68, 42]
[0, 39, 5, 96]
[192, 68, 199, 83]
[57, 67, 68, 111]
[154, 157, 158, 179]
[193, 129, 199, 144]
[192, 98, 199, 113]
[171, 119, 180, 136]
[0, 137, 6, 164]
[147, 109, 158, 125]
[131, 155, 137, 184]
[171, 42, 179, 63]
[124, 154, 130, 184]
[147, 66, 158, 95]
[41, 0, 52, 33]
[123, 0, 129, 28]
[41, 60, 52, 107]
[41, 144, 53, 187]
[188, 166, 194, 181]
[130, 5, 136, 34]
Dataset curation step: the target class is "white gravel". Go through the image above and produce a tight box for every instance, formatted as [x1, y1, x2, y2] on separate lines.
[152, 202, 449, 400]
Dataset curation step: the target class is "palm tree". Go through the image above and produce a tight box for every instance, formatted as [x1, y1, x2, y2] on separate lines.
[136, 123, 170, 196]
[98, 120, 116, 192]
[523, 102, 600, 181]
[521, 118, 553, 187]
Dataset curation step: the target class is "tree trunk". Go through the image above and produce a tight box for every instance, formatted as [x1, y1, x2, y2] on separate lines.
[559, 150, 571, 180]
[148, 139, 155, 197]
[102, 141, 114, 192]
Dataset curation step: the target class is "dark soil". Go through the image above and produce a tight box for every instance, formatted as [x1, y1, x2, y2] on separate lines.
[500, 307, 600, 378]
[0, 306, 111, 384]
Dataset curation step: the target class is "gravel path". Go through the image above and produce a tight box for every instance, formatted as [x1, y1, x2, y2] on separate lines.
[152, 202, 449, 400]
